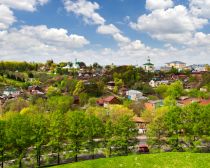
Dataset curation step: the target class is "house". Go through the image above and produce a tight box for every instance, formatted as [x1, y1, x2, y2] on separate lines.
[118, 87, 128, 96]
[143, 57, 155, 72]
[144, 100, 163, 111]
[166, 61, 186, 70]
[133, 116, 149, 134]
[73, 59, 86, 69]
[3, 87, 20, 97]
[200, 99, 210, 106]
[178, 98, 210, 106]
[200, 87, 208, 92]
[149, 78, 169, 88]
[190, 64, 208, 72]
[126, 90, 147, 101]
[107, 81, 115, 90]
[97, 96, 120, 107]
[28, 86, 45, 95]
[178, 97, 201, 106]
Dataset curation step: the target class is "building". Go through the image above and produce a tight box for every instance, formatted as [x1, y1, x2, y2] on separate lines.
[143, 57, 155, 72]
[178, 98, 210, 106]
[149, 78, 169, 88]
[166, 61, 186, 70]
[73, 59, 86, 69]
[107, 81, 115, 90]
[133, 116, 149, 134]
[97, 96, 121, 107]
[3, 87, 20, 97]
[126, 90, 147, 101]
[190, 64, 208, 72]
[144, 100, 163, 111]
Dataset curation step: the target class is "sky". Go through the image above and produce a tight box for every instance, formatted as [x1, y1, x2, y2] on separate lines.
[0, 0, 210, 66]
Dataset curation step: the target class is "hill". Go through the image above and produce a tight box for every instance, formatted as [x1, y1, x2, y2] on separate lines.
[53, 152, 210, 168]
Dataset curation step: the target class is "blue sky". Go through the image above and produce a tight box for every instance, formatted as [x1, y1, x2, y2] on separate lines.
[0, 0, 210, 66]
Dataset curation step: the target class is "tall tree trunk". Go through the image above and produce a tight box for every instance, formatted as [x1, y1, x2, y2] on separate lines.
[57, 152, 60, 165]
[18, 149, 22, 168]
[19, 159, 22, 168]
[36, 148, 41, 167]
[75, 154, 78, 162]
[91, 139, 94, 159]
[1, 150, 4, 168]
[109, 147, 111, 158]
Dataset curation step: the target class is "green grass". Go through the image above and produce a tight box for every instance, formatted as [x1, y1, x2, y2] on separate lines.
[53, 152, 210, 168]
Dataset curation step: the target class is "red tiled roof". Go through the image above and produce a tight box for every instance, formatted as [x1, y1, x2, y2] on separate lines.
[200, 99, 210, 106]
[103, 96, 116, 102]
[97, 96, 119, 105]
[133, 116, 149, 123]
[178, 98, 200, 105]
[178, 98, 210, 106]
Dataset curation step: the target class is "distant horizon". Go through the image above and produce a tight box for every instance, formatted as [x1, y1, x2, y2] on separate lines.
[0, 58, 208, 68]
[0, 0, 210, 65]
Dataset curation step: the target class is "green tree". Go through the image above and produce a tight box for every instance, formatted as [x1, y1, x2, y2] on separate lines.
[0, 120, 7, 168]
[166, 81, 183, 99]
[73, 81, 85, 96]
[6, 113, 33, 168]
[30, 113, 48, 167]
[164, 106, 183, 151]
[66, 111, 86, 162]
[48, 111, 66, 164]
[85, 114, 104, 159]
[114, 115, 138, 155]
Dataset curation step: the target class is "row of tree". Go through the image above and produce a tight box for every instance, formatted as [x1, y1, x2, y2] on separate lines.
[146, 102, 210, 152]
[0, 104, 138, 168]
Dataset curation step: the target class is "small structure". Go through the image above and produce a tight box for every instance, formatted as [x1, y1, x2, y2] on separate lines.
[138, 144, 149, 153]
[28, 86, 44, 95]
[144, 100, 163, 111]
[143, 57, 154, 72]
[107, 81, 115, 90]
[73, 59, 86, 69]
[178, 98, 200, 106]
[118, 87, 128, 96]
[200, 87, 208, 92]
[3, 87, 20, 97]
[166, 61, 186, 70]
[133, 116, 149, 134]
[149, 78, 169, 88]
[190, 64, 208, 72]
[126, 90, 147, 101]
[178, 98, 210, 106]
[97, 96, 120, 107]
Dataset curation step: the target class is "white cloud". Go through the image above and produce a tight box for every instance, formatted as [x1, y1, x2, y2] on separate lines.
[64, 0, 105, 25]
[0, 25, 89, 59]
[17, 25, 89, 48]
[146, 0, 174, 10]
[120, 40, 146, 50]
[0, 0, 49, 12]
[190, 0, 210, 19]
[130, 5, 208, 44]
[113, 33, 131, 43]
[97, 24, 121, 35]
[0, 4, 16, 30]
[97, 24, 130, 43]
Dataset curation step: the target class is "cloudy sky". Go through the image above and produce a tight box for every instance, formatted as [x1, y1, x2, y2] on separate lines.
[0, 0, 210, 66]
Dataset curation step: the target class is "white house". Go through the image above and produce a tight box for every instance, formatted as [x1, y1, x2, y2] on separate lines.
[166, 61, 186, 70]
[126, 90, 147, 101]
[190, 64, 208, 72]
[149, 78, 169, 88]
[3, 87, 20, 97]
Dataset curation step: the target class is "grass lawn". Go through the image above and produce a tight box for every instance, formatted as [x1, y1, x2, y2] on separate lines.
[52, 152, 210, 168]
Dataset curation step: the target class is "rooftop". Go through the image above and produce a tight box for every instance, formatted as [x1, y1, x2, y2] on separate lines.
[166, 61, 186, 65]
